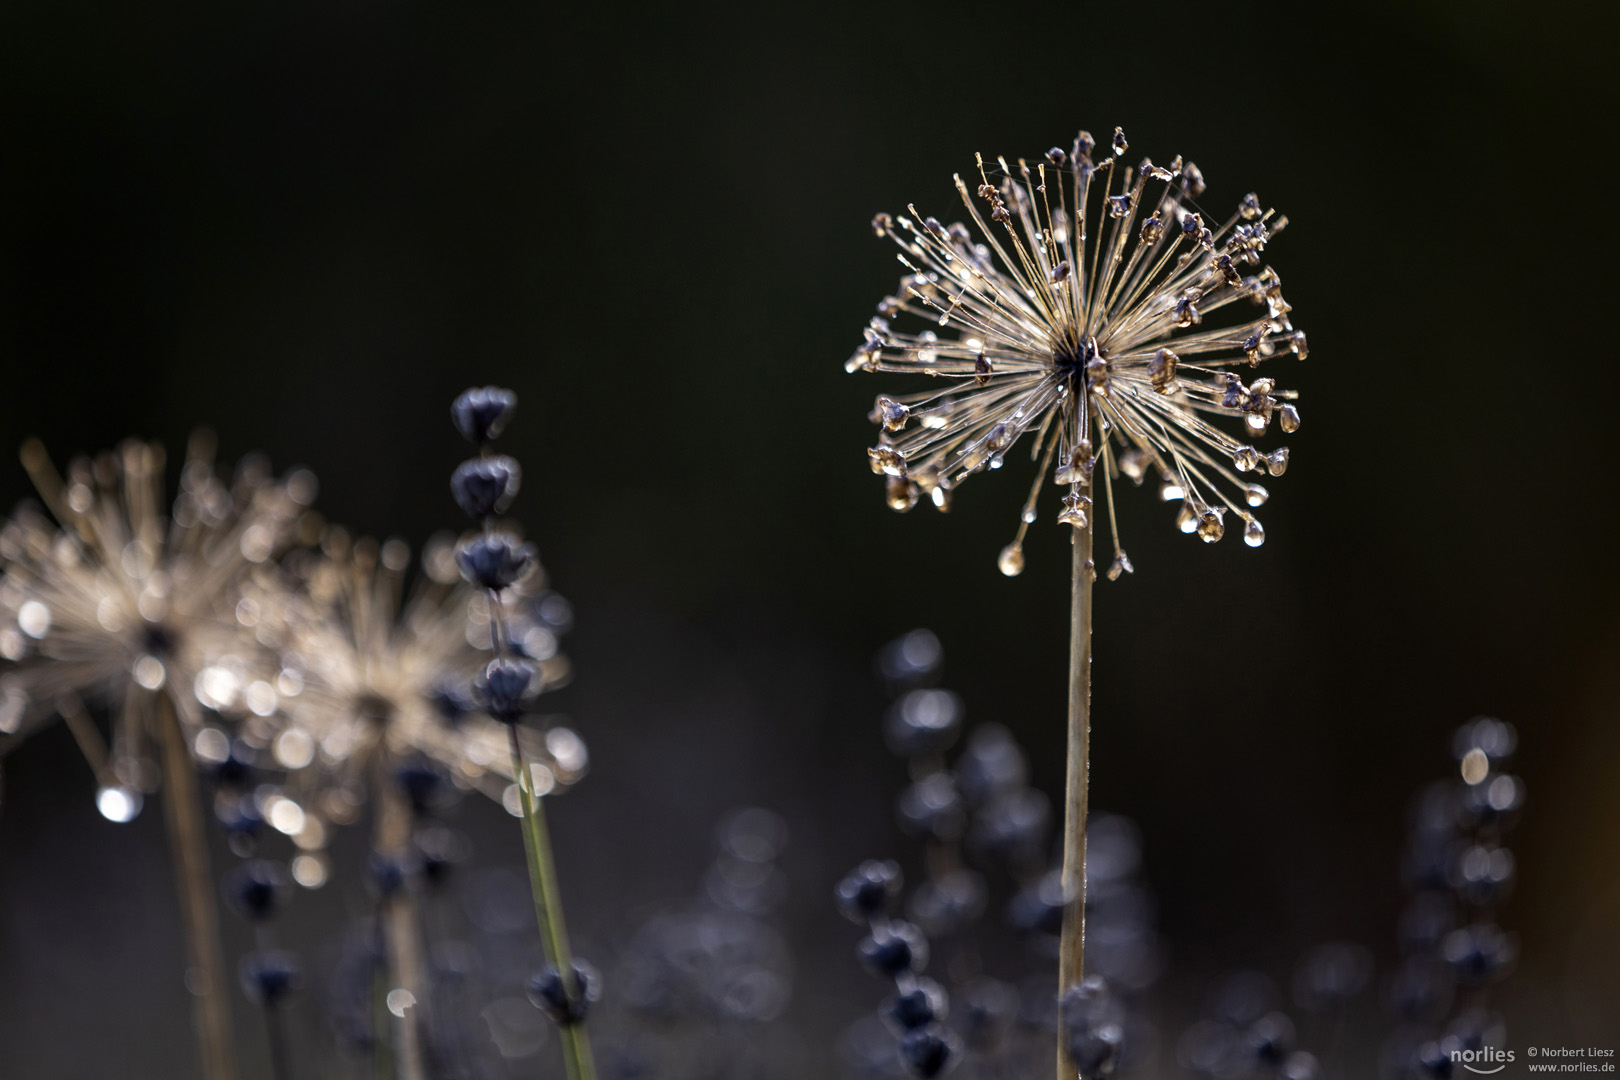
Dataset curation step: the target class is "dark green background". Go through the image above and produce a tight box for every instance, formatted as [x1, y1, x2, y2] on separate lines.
[1, 0, 1616, 1074]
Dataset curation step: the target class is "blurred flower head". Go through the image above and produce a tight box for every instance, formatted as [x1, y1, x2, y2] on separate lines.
[0, 434, 316, 817]
[244, 528, 582, 852]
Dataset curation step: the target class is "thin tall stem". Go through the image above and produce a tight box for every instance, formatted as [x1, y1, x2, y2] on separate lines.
[155, 692, 238, 1080]
[373, 753, 428, 1080]
[508, 726, 596, 1080]
[264, 1000, 292, 1080]
[1056, 518, 1094, 1079]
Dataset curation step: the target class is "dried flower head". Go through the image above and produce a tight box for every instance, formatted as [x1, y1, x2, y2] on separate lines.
[0, 434, 316, 818]
[246, 528, 582, 855]
[849, 128, 1305, 577]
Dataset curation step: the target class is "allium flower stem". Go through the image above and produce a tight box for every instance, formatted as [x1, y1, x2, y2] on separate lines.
[1058, 520, 1094, 1080]
[374, 752, 429, 1080]
[507, 723, 597, 1080]
[155, 692, 238, 1080]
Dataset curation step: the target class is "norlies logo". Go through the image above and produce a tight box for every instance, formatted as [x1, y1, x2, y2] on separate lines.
[1454, 1047, 1517, 1075]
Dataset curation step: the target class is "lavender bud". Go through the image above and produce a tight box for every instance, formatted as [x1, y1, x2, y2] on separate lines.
[239, 950, 301, 1005]
[451, 386, 517, 445]
[528, 959, 601, 1025]
[475, 657, 536, 723]
[456, 534, 534, 590]
[451, 456, 521, 520]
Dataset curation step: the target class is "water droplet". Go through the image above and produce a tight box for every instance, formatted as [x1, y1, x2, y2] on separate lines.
[245, 681, 278, 717]
[274, 729, 315, 770]
[194, 727, 229, 763]
[1279, 404, 1300, 433]
[1148, 349, 1178, 394]
[17, 601, 50, 639]
[1160, 480, 1185, 502]
[1245, 411, 1269, 435]
[194, 666, 240, 710]
[133, 655, 166, 691]
[96, 785, 142, 823]
[886, 477, 920, 513]
[268, 797, 306, 836]
[240, 524, 274, 564]
[1266, 448, 1290, 476]
[1460, 748, 1489, 785]
[868, 447, 907, 477]
[1232, 446, 1260, 473]
[1106, 552, 1134, 580]
[1196, 508, 1225, 543]
[1118, 449, 1147, 483]
[1243, 519, 1265, 547]
[291, 854, 328, 889]
[997, 543, 1025, 577]
[1177, 506, 1198, 534]
[1245, 484, 1269, 508]
[546, 728, 589, 775]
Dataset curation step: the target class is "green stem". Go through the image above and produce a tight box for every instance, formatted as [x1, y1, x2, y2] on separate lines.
[1057, 517, 1094, 1079]
[509, 727, 596, 1080]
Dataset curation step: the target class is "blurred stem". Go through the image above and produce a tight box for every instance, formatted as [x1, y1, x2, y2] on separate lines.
[508, 726, 596, 1080]
[1057, 517, 1094, 1080]
[155, 692, 238, 1080]
[264, 1000, 291, 1080]
[373, 752, 428, 1080]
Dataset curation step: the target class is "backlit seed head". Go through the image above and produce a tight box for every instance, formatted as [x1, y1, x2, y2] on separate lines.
[846, 130, 1304, 572]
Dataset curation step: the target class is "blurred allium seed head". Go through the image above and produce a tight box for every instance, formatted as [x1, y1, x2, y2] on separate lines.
[0, 434, 316, 815]
[245, 530, 581, 856]
[848, 129, 1304, 574]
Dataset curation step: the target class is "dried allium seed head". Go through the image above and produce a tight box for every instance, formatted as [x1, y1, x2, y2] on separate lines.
[848, 130, 1304, 573]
